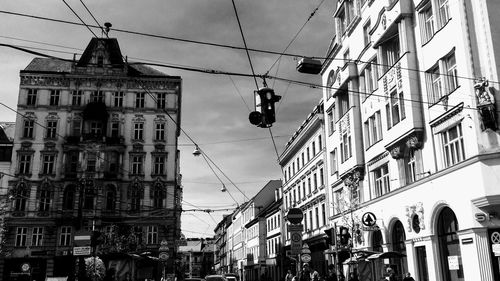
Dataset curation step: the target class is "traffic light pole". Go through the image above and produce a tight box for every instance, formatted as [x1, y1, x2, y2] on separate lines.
[333, 223, 339, 281]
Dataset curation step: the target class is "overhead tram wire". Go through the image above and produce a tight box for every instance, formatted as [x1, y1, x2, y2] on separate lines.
[2, 44, 495, 115]
[69, 2, 250, 207]
[61, 0, 98, 38]
[2, 9, 499, 85]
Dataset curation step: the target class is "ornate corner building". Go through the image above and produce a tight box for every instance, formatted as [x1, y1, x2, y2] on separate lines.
[1, 38, 182, 281]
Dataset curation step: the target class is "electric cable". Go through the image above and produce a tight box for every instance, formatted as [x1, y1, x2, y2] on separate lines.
[2, 9, 497, 86]
[61, 0, 98, 38]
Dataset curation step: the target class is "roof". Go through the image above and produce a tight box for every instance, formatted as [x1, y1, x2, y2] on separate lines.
[22, 38, 171, 77]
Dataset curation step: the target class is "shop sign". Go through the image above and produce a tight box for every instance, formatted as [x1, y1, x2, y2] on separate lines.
[492, 244, 500, 256]
[73, 246, 91, 256]
[301, 254, 311, 263]
[447, 256, 459, 270]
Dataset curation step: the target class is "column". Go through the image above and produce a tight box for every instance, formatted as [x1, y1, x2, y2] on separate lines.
[458, 228, 494, 281]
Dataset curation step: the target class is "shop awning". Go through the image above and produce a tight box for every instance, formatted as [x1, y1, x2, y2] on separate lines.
[342, 250, 379, 264]
[366, 251, 405, 261]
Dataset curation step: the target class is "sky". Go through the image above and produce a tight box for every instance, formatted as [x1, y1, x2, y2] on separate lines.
[0, 0, 335, 238]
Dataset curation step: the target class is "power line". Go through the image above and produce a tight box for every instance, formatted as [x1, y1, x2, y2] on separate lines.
[61, 0, 98, 38]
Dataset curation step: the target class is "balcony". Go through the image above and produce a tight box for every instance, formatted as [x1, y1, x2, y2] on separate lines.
[371, 0, 412, 48]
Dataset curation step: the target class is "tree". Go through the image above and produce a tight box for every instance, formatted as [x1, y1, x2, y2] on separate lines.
[85, 256, 106, 281]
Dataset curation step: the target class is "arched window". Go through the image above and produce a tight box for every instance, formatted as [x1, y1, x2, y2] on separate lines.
[105, 185, 116, 211]
[63, 185, 75, 210]
[14, 189, 28, 211]
[391, 220, 407, 278]
[83, 187, 95, 210]
[131, 188, 141, 211]
[437, 207, 463, 281]
[153, 187, 164, 209]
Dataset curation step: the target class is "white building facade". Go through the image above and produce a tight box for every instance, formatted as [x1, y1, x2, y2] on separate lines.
[322, 0, 500, 281]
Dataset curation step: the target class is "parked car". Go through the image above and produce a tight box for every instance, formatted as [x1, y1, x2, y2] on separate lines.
[223, 273, 238, 281]
[205, 275, 227, 281]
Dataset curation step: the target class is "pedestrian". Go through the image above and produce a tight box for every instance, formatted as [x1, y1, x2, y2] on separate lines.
[300, 263, 311, 281]
[286, 270, 294, 281]
[325, 265, 337, 281]
[311, 267, 319, 281]
[402, 273, 415, 281]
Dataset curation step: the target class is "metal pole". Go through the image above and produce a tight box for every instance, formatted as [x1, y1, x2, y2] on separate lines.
[334, 223, 339, 281]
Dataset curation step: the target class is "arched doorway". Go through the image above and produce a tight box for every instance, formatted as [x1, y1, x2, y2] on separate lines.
[391, 221, 407, 278]
[437, 207, 463, 281]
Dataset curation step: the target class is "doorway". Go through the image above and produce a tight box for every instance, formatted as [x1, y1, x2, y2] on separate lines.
[415, 246, 429, 281]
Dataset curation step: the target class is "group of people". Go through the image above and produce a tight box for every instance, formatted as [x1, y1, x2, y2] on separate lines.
[285, 264, 416, 281]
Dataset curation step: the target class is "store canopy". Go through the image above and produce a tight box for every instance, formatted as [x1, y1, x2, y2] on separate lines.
[366, 251, 406, 261]
[342, 250, 380, 264]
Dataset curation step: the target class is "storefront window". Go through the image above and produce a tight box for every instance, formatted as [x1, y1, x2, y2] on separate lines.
[437, 207, 463, 281]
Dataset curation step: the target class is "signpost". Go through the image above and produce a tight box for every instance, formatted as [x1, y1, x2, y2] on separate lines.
[73, 246, 91, 256]
[159, 240, 170, 281]
[361, 212, 377, 227]
[287, 208, 304, 224]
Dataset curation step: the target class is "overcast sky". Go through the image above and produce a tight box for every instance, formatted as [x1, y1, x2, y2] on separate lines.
[0, 0, 335, 238]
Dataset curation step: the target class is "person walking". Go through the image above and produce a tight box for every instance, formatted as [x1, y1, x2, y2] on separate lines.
[286, 270, 294, 281]
[402, 273, 415, 281]
[299, 263, 312, 281]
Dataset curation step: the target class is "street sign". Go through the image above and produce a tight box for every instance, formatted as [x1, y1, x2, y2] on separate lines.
[74, 231, 91, 246]
[287, 208, 304, 224]
[287, 224, 304, 232]
[301, 243, 311, 255]
[159, 240, 169, 252]
[362, 225, 380, 231]
[159, 252, 170, 261]
[73, 246, 91, 256]
[290, 229, 302, 255]
[301, 254, 311, 263]
[362, 212, 377, 227]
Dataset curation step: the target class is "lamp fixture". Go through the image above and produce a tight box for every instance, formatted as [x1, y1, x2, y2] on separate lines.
[192, 146, 201, 156]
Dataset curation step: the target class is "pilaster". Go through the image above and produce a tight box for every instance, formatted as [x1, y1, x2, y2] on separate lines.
[457, 227, 494, 281]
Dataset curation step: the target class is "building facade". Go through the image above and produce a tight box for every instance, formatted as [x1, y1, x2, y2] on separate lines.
[321, 0, 500, 280]
[1, 38, 182, 281]
[279, 103, 329, 277]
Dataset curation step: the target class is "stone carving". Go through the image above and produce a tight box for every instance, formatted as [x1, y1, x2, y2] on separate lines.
[475, 77, 498, 130]
[390, 145, 403, 159]
[405, 202, 425, 232]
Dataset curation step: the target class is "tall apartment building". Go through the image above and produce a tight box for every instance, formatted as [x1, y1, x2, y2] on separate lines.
[279, 103, 329, 276]
[322, 0, 500, 280]
[1, 38, 182, 281]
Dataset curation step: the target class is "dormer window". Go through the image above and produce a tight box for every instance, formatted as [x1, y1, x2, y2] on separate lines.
[97, 55, 103, 67]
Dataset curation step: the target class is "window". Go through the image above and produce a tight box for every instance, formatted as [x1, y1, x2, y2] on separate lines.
[363, 21, 371, 46]
[301, 152, 305, 167]
[444, 52, 458, 92]
[86, 153, 97, 172]
[153, 156, 166, 175]
[114, 92, 124, 107]
[386, 91, 405, 128]
[330, 149, 337, 174]
[338, 89, 350, 116]
[157, 93, 167, 109]
[364, 111, 383, 147]
[92, 91, 104, 103]
[428, 65, 442, 104]
[309, 210, 313, 231]
[23, 120, 34, 138]
[27, 89, 37, 105]
[110, 121, 120, 138]
[337, 10, 346, 35]
[437, 0, 450, 27]
[90, 121, 103, 135]
[32, 227, 43, 246]
[328, 110, 335, 135]
[318, 135, 322, 151]
[19, 154, 32, 174]
[155, 123, 165, 141]
[67, 151, 79, 174]
[373, 164, 390, 197]
[442, 123, 465, 167]
[134, 123, 144, 140]
[15, 227, 28, 246]
[307, 177, 312, 194]
[307, 147, 310, 161]
[421, 3, 435, 43]
[313, 172, 318, 190]
[50, 90, 60, 106]
[131, 155, 144, 174]
[97, 56, 104, 67]
[72, 90, 83, 106]
[63, 186, 75, 210]
[105, 186, 115, 211]
[401, 148, 421, 185]
[131, 188, 141, 211]
[319, 168, 324, 186]
[321, 204, 326, 226]
[312, 141, 316, 156]
[343, 49, 350, 65]
[39, 189, 51, 211]
[72, 119, 82, 137]
[14, 188, 28, 211]
[341, 131, 352, 163]
[83, 187, 95, 210]
[46, 120, 57, 139]
[136, 92, 145, 108]
[59, 226, 72, 246]
[147, 225, 158, 244]
[361, 60, 378, 95]
[382, 35, 400, 70]
[153, 188, 164, 208]
[315, 207, 319, 229]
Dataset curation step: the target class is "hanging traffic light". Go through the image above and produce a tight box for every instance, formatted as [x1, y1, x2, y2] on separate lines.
[249, 87, 281, 128]
[324, 227, 336, 246]
[339, 226, 351, 247]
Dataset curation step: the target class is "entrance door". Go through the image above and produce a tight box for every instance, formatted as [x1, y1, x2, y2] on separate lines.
[415, 246, 429, 281]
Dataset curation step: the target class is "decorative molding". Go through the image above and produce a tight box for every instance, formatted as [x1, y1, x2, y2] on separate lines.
[405, 202, 425, 232]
